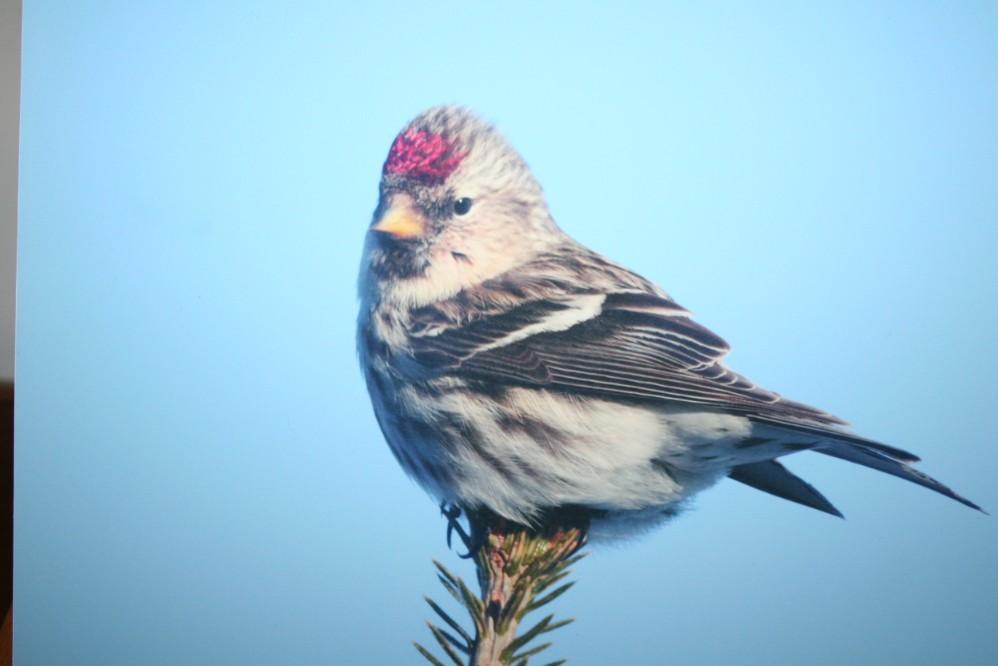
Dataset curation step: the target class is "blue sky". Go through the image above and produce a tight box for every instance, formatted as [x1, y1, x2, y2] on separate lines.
[15, 2, 998, 664]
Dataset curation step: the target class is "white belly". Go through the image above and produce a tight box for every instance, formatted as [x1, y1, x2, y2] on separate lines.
[384, 381, 756, 532]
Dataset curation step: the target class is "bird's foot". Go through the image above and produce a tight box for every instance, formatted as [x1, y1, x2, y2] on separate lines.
[440, 502, 476, 558]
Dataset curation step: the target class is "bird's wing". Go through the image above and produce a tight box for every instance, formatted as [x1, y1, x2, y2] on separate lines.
[406, 288, 983, 513]
[408, 289, 843, 425]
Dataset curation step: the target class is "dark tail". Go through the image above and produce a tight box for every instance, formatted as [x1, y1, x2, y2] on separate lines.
[815, 440, 984, 513]
[729, 459, 843, 518]
[744, 415, 985, 514]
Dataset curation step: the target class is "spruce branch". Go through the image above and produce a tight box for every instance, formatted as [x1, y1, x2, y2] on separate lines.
[416, 507, 588, 666]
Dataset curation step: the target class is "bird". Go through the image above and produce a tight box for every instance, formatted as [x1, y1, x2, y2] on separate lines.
[357, 106, 981, 540]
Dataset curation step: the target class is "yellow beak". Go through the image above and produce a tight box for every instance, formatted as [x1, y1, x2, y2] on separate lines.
[371, 198, 425, 239]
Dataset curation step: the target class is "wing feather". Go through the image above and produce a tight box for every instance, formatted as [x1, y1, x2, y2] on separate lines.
[399, 263, 982, 513]
[409, 290, 843, 425]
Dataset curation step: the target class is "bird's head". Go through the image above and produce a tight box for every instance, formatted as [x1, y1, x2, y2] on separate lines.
[362, 106, 561, 306]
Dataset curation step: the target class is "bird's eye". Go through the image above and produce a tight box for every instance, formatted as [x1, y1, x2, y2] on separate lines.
[453, 197, 473, 216]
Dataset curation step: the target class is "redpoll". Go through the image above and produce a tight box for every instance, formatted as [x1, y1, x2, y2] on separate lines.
[357, 106, 980, 539]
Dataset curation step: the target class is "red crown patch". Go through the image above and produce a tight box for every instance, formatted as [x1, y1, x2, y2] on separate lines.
[384, 128, 465, 184]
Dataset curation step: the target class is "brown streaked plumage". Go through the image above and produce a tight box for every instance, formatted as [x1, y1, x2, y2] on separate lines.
[357, 106, 981, 539]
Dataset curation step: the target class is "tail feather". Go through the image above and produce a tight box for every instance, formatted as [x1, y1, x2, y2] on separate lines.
[729, 459, 843, 518]
[815, 441, 984, 513]
[746, 416, 983, 513]
[749, 415, 921, 463]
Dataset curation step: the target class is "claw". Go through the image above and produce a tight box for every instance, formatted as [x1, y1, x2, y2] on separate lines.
[440, 502, 473, 556]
